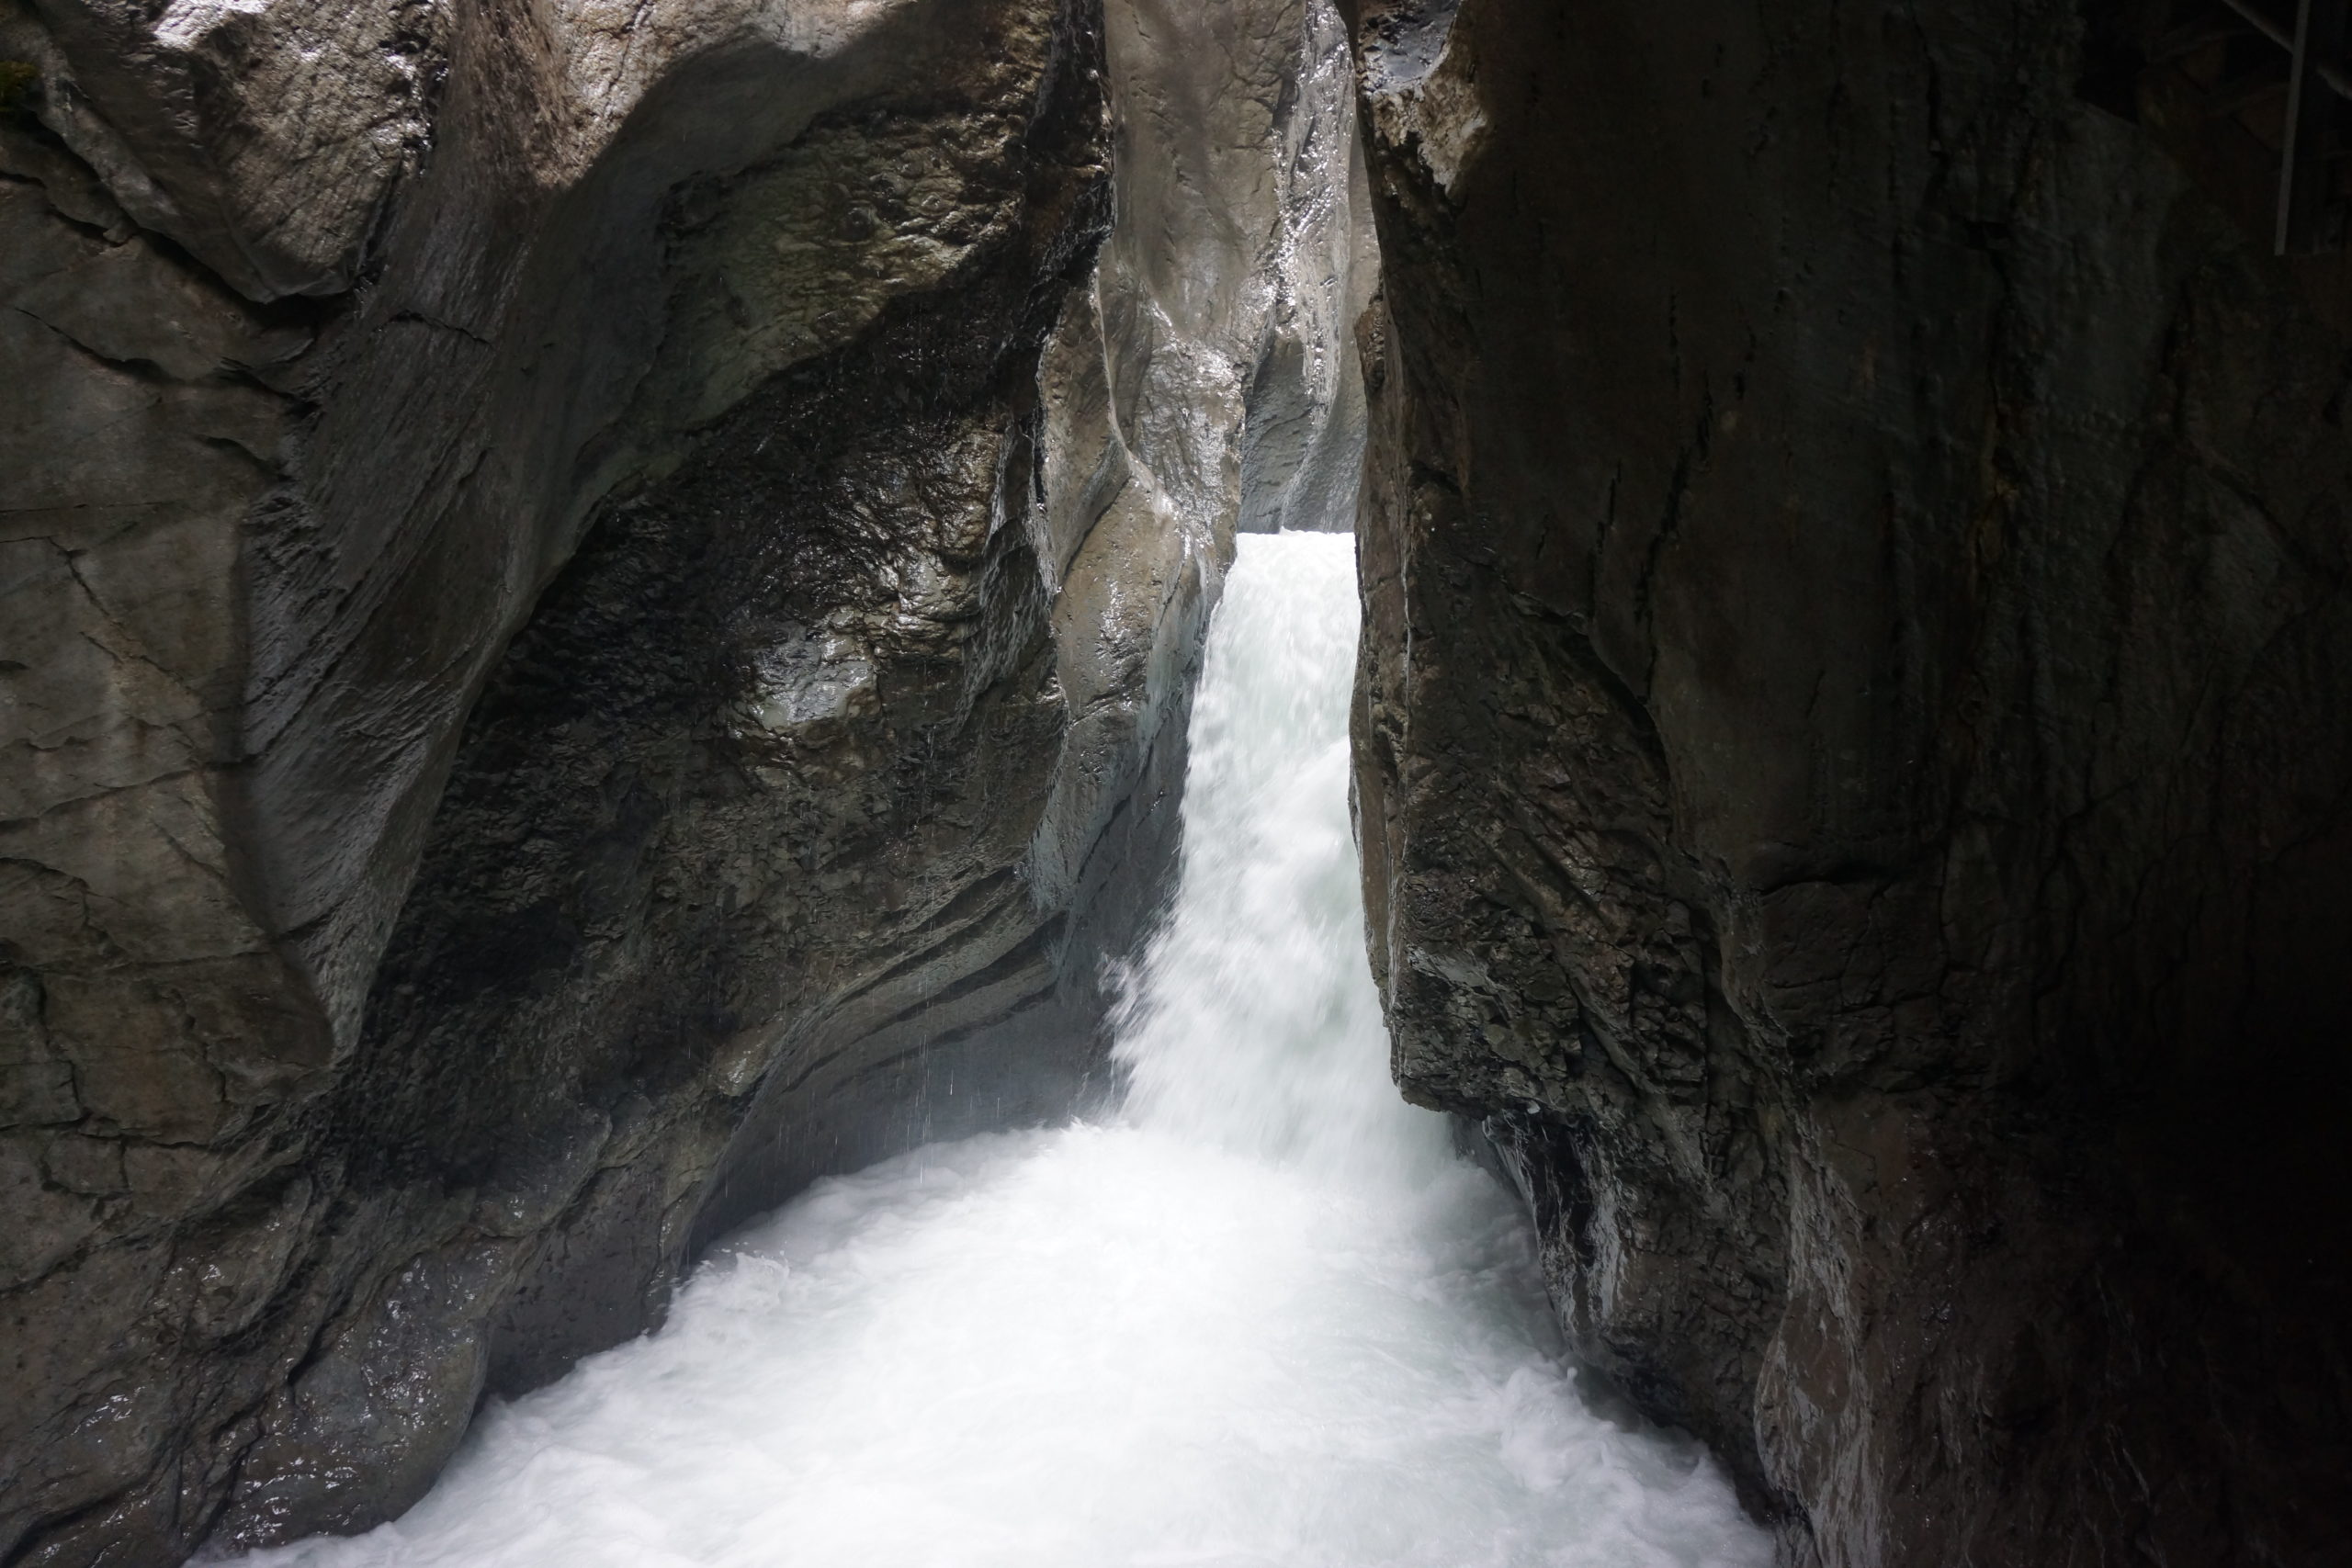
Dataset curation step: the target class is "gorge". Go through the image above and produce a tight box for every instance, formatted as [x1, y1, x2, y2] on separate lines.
[215, 530, 1770, 1568]
[5, 0, 2351, 1565]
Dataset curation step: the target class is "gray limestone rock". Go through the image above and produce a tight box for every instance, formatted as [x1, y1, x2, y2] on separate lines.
[0, 0, 1374, 1561]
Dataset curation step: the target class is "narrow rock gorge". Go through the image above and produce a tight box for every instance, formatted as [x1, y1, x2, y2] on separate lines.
[6, 0, 2349, 1564]
[1347, 1, 2352, 1564]
[1, 0, 1366, 1560]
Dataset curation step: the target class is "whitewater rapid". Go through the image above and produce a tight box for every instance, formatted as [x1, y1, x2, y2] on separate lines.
[223, 532, 1770, 1568]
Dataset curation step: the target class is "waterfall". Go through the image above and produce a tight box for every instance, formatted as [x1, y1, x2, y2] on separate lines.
[1114, 533, 1445, 1180]
[221, 534, 1769, 1568]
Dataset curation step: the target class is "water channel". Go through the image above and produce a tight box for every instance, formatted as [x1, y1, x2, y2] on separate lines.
[227, 532, 1769, 1568]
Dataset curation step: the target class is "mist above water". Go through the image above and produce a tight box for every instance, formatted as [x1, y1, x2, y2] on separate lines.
[222, 533, 1769, 1568]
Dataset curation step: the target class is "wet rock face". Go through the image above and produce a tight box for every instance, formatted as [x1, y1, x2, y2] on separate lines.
[1345, 1, 2352, 1563]
[4, 0, 1121, 1558]
[2, 0, 1370, 1558]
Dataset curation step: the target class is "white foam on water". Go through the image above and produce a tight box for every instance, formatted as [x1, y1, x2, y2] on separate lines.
[223, 533, 1771, 1568]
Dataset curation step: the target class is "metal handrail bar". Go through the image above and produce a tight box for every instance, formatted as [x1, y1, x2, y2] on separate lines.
[2219, 0, 2352, 97]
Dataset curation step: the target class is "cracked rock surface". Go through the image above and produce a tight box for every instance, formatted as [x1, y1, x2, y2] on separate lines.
[0, 0, 1368, 1560]
[1344, 2, 2352, 1564]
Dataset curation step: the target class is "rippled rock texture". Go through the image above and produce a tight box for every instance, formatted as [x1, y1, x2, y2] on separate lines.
[1346, 2, 2352, 1563]
[0, 0, 1367, 1559]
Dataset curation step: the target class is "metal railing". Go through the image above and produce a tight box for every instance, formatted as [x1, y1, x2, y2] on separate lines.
[2209, 0, 2352, 251]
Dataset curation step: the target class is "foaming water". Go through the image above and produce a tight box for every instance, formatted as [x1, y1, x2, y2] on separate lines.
[1114, 536, 1445, 1186]
[225, 534, 1770, 1568]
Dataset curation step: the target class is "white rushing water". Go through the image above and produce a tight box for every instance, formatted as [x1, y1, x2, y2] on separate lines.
[228, 533, 1770, 1568]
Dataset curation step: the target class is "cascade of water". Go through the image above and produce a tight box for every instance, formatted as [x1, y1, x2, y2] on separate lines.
[1114, 533, 1448, 1182]
[220, 534, 1770, 1568]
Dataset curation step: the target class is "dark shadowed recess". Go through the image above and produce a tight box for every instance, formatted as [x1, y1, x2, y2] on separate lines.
[1341, 0, 2352, 1563]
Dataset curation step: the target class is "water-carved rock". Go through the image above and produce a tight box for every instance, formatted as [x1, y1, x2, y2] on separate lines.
[1, 0, 1374, 1559]
[1345, 2, 2352, 1563]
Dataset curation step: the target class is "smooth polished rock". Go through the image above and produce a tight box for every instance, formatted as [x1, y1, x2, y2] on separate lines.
[0, 0, 1375, 1561]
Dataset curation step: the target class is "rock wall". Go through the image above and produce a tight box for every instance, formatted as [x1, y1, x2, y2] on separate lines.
[0, 0, 1368, 1560]
[1346, 2, 2352, 1563]
[694, 0, 1378, 1244]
